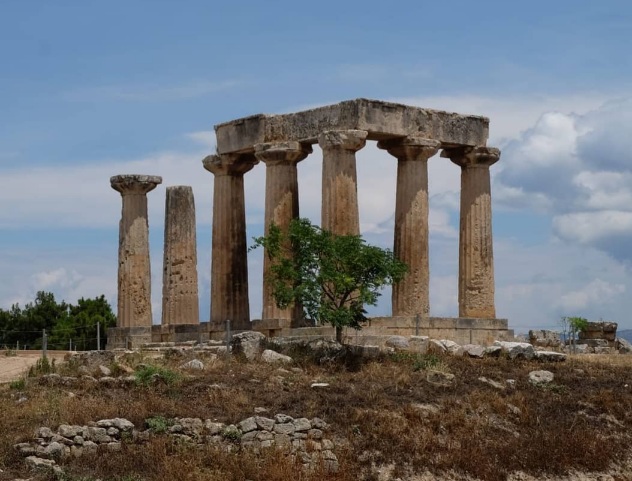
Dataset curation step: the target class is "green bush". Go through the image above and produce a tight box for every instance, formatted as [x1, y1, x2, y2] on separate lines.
[134, 364, 180, 387]
[145, 415, 173, 434]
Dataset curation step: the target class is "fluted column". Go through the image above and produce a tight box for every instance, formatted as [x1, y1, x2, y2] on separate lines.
[203, 153, 258, 330]
[318, 130, 368, 235]
[442, 146, 500, 318]
[377, 137, 440, 317]
[255, 142, 312, 324]
[110, 174, 162, 328]
[162, 186, 199, 325]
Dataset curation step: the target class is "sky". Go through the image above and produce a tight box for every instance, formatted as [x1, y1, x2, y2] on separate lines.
[1, 0, 632, 333]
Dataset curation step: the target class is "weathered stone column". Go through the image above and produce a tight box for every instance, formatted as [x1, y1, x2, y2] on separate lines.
[377, 137, 440, 317]
[110, 175, 162, 328]
[203, 153, 258, 330]
[162, 186, 199, 325]
[318, 130, 368, 235]
[255, 142, 312, 323]
[441, 147, 500, 318]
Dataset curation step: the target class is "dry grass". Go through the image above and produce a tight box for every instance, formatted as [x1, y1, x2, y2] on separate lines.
[1, 349, 631, 481]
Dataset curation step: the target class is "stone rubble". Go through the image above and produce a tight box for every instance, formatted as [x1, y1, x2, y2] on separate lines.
[15, 414, 339, 475]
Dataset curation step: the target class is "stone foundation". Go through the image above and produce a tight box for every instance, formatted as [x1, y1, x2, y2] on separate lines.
[107, 316, 512, 349]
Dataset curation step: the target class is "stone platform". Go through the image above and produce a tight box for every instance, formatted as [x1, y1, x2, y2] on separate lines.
[106, 316, 513, 350]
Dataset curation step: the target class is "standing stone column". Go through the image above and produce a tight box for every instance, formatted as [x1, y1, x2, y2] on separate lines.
[255, 142, 312, 323]
[441, 147, 500, 318]
[110, 175, 162, 328]
[203, 153, 258, 330]
[377, 137, 440, 317]
[318, 130, 368, 235]
[162, 186, 199, 325]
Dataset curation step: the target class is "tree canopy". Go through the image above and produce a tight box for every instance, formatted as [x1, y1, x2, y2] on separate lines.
[252, 218, 407, 342]
[0, 291, 116, 350]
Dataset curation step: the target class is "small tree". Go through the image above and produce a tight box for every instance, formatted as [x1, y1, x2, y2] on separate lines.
[560, 316, 589, 353]
[252, 218, 407, 343]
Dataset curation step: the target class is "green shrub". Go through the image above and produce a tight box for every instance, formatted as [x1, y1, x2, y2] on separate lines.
[28, 356, 56, 377]
[134, 364, 180, 387]
[145, 415, 173, 434]
[9, 378, 25, 390]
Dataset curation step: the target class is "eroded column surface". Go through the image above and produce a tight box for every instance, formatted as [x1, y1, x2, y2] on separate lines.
[162, 186, 199, 325]
[377, 137, 440, 317]
[110, 174, 162, 328]
[255, 142, 312, 323]
[203, 154, 258, 330]
[442, 147, 500, 318]
[318, 130, 367, 235]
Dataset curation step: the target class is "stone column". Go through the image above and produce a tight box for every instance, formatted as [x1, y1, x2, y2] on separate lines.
[377, 137, 440, 317]
[203, 153, 258, 330]
[110, 175, 162, 328]
[162, 186, 199, 325]
[441, 146, 500, 318]
[255, 142, 312, 323]
[318, 130, 368, 235]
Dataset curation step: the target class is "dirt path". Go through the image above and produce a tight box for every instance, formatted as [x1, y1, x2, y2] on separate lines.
[0, 351, 69, 383]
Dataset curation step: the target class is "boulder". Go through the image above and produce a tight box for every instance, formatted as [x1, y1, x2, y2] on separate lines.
[385, 336, 409, 350]
[426, 370, 455, 387]
[98, 365, 111, 376]
[534, 351, 566, 362]
[231, 331, 265, 361]
[616, 337, 632, 354]
[458, 344, 485, 358]
[528, 330, 562, 348]
[483, 346, 502, 357]
[440, 339, 461, 355]
[261, 349, 292, 364]
[528, 370, 554, 385]
[493, 341, 535, 360]
[180, 359, 205, 370]
[427, 339, 447, 354]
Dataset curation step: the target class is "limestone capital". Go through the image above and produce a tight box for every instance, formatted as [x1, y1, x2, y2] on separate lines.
[377, 136, 440, 162]
[110, 175, 162, 195]
[202, 153, 258, 176]
[318, 130, 368, 152]
[254, 141, 312, 166]
[441, 146, 500, 168]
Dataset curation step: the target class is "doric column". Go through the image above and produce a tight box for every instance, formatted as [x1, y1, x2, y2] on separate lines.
[110, 174, 162, 328]
[318, 130, 368, 235]
[377, 137, 440, 317]
[255, 141, 312, 323]
[203, 153, 258, 330]
[162, 186, 199, 325]
[441, 146, 500, 318]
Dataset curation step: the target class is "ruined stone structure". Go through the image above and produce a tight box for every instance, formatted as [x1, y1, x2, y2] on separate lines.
[162, 186, 199, 326]
[110, 175, 162, 328]
[107, 99, 513, 349]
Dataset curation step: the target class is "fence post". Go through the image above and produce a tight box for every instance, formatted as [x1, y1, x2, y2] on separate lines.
[97, 322, 101, 351]
[42, 329, 47, 359]
[415, 314, 420, 337]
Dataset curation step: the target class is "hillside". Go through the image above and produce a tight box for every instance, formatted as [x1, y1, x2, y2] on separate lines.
[1, 345, 631, 481]
[618, 329, 632, 343]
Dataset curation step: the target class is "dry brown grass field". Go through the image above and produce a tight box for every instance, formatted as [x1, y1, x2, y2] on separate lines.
[1, 347, 631, 481]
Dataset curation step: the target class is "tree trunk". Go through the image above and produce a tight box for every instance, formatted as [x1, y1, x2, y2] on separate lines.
[336, 326, 342, 344]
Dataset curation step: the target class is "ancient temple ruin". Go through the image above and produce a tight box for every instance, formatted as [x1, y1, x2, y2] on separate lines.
[107, 99, 513, 349]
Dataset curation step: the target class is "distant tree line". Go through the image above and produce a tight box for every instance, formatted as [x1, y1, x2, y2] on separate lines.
[0, 291, 116, 351]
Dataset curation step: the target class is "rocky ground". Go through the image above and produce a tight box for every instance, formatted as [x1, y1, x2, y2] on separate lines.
[1, 338, 631, 481]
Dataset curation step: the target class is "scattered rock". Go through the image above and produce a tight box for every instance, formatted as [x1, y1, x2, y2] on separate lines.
[426, 370, 455, 387]
[230, 331, 265, 360]
[479, 376, 505, 390]
[385, 336, 409, 350]
[528, 370, 554, 385]
[98, 365, 111, 376]
[458, 344, 485, 358]
[534, 351, 566, 362]
[261, 349, 292, 364]
[311, 383, 329, 388]
[494, 341, 535, 360]
[180, 359, 205, 370]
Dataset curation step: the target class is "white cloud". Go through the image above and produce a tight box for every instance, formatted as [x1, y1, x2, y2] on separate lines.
[556, 279, 626, 312]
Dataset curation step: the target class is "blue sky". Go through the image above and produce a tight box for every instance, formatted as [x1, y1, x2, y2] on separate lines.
[2, 0, 632, 332]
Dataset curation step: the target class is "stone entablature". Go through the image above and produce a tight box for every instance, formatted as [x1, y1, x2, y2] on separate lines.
[215, 98, 489, 154]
